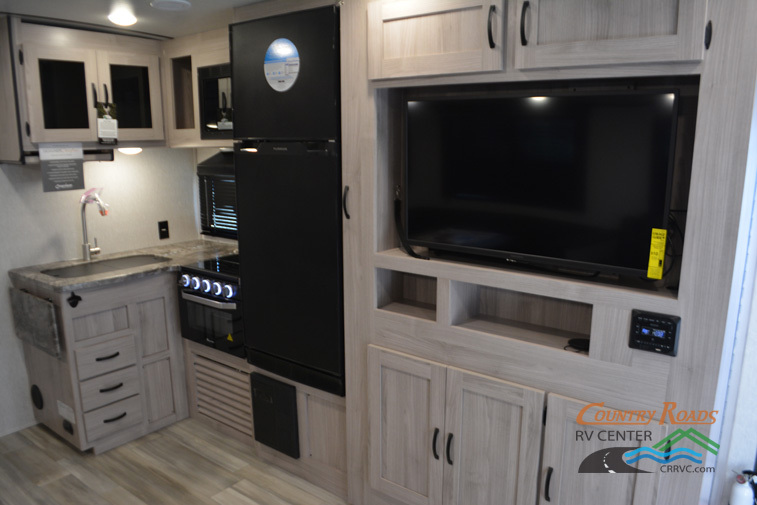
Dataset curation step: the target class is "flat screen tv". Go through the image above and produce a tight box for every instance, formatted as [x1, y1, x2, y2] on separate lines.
[404, 87, 679, 279]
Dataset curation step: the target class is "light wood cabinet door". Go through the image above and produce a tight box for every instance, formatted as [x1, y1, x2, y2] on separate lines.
[97, 51, 164, 141]
[514, 0, 708, 69]
[369, 346, 446, 505]
[443, 367, 545, 505]
[22, 44, 99, 143]
[540, 394, 667, 505]
[367, 0, 505, 79]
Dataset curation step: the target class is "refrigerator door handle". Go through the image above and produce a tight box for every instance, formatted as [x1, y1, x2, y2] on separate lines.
[342, 185, 351, 219]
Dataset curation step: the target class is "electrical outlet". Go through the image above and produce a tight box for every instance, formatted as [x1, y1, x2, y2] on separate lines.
[158, 221, 169, 239]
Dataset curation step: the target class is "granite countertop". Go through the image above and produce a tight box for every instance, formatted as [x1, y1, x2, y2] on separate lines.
[8, 239, 238, 293]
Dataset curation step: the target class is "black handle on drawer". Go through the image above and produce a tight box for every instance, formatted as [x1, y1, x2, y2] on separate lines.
[103, 83, 109, 106]
[432, 428, 440, 460]
[103, 412, 127, 424]
[520, 1, 531, 46]
[95, 351, 120, 362]
[99, 382, 123, 394]
[91, 83, 98, 107]
[487, 5, 496, 49]
[445, 433, 454, 464]
[545, 466, 554, 501]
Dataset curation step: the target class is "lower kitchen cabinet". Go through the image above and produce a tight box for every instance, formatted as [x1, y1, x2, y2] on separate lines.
[19, 273, 187, 454]
[368, 345, 544, 505]
[540, 394, 667, 505]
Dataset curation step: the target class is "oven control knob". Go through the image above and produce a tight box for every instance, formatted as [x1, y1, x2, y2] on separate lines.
[190, 276, 201, 290]
[179, 274, 191, 288]
[201, 279, 212, 293]
[223, 284, 237, 299]
[212, 282, 223, 296]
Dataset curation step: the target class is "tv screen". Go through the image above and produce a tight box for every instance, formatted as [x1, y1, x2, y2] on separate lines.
[405, 89, 679, 278]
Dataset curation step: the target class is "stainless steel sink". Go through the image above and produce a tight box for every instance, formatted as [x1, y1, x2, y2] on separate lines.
[41, 255, 170, 278]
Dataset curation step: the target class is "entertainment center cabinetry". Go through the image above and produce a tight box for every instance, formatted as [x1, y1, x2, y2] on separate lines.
[341, 0, 757, 504]
[369, 346, 668, 505]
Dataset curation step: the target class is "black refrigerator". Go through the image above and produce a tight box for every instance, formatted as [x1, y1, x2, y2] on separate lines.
[231, 6, 345, 396]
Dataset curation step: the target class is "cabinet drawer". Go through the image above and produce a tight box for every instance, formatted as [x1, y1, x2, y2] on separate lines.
[76, 334, 137, 380]
[79, 366, 141, 412]
[84, 394, 143, 443]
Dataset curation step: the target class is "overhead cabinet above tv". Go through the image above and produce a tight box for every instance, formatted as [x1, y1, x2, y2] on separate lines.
[367, 0, 505, 79]
[514, 0, 709, 69]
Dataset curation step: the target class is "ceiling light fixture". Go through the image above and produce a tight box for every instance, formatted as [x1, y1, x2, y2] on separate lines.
[118, 147, 143, 155]
[108, 7, 138, 26]
[150, 0, 192, 11]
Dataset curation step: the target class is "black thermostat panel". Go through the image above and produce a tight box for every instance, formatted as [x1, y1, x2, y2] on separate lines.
[629, 310, 680, 356]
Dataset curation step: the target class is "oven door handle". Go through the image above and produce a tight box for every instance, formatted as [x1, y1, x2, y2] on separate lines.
[181, 292, 237, 310]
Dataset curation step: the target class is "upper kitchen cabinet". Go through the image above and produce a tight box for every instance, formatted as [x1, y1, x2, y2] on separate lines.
[161, 28, 232, 148]
[1, 18, 164, 157]
[367, 0, 505, 80]
[21, 45, 100, 143]
[514, 0, 709, 69]
[96, 51, 163, 142]
[20, 29, 163, 145]
[22, 45, 164, 144]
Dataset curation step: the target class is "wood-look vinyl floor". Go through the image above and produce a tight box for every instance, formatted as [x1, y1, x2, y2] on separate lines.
[0, 418, 349, 505]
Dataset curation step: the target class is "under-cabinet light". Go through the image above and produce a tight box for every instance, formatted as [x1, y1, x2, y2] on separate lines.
[118, 147, 143, 155]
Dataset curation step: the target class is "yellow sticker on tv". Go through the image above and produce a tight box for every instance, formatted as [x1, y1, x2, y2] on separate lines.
[647, 228, 667, 280]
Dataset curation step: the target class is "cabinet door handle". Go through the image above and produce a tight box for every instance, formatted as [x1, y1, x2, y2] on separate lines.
[432, 428, 440, 460]
[103, 83, 109, 106]
[91, 83, 98, 107]
[544, 466, 553, 501]
[95, 351, 120, 362]
[520, 1, 531, 46]
[487, 5, 496, 49]
[103, 412, 127, 424]
[445, 433, 454, 464]
[99, 382, 123, 394]
[342, 185, 351, 219]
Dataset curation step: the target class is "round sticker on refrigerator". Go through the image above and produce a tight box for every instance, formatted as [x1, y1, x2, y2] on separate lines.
[264, 38, 300, 92]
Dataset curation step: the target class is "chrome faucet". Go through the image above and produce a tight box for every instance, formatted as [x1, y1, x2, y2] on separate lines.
[80, 188, 109, 261]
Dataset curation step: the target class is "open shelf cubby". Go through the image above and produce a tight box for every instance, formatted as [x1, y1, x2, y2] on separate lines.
[450, 281, 593, 352]
[376, 269, 437, 321]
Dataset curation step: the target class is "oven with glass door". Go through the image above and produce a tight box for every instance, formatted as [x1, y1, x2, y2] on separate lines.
[178, 255, 244, 358]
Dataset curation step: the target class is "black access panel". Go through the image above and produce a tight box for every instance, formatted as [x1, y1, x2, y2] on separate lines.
[250, 373, 300, 459]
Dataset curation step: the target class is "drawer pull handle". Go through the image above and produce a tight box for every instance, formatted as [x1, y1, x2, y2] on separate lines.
[103, 412, 127, 424]
[446, 433, 454, 465]
[432, 427, 440, 460]
[545, 466, 554, 501]
[99, 382, 123, 394]
[95, 351, 120, 362]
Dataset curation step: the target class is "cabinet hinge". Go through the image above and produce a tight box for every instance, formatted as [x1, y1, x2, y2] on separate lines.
[543, 405, 548, 425]
[18, 49, 23, 65]
[25, 122, 30, 137]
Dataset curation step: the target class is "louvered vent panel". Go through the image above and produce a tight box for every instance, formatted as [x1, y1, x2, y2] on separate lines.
[191, 354, 253, 437]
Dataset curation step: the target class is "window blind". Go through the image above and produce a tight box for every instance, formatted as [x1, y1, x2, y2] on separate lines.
[199, 174, 238, 239]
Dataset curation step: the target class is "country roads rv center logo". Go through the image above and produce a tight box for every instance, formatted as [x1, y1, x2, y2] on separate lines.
[575, 402, 719, 474]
